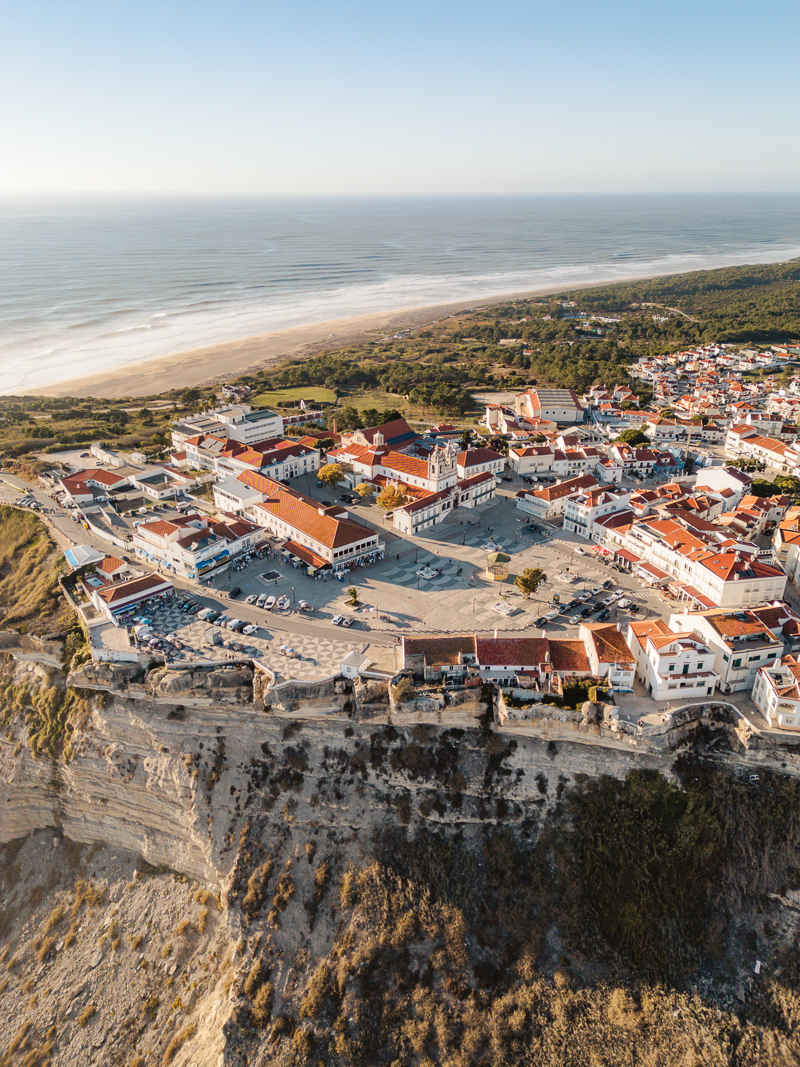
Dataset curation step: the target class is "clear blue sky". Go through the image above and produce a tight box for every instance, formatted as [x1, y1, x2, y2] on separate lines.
[2, 0, 798, 196]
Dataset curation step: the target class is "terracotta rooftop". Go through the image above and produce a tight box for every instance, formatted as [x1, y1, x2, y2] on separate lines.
[474, 637, 550, 667]
[548, 640, 591, 674]
[403, 635, 476, 666]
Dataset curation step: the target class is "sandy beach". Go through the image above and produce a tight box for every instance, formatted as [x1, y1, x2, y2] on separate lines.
[34, 282, 608, 401]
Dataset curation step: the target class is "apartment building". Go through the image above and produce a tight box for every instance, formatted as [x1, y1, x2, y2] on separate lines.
[132, 513, 262, 580]
[515, 474, 600, 521]
[669, 606, 784, 693]
[563, 486, 631, 541]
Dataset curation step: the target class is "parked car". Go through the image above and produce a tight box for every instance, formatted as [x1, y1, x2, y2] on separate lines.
[501, 475, 512, 482]
[256, 593, 267, 608]
[579, 606, 594, 617]
[245, 594, 258, 604]
[574, 546, 586, 555]
[242, 623, 258, 636]
[569, 614, 581, 625]
[332, 615, 345, 626]
[534, 617, 549, 627]
[277, 596, 291, 610]
[341, 616, 354, 627]
[590, 586, 602, 596]
[596, 608, 611, 622]
[229, 586, 241, 599]
[264, 596, 276, 611]
[602, 579, 614, 590]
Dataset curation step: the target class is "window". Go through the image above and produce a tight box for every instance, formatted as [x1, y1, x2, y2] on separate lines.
[732, 658, 742, 669]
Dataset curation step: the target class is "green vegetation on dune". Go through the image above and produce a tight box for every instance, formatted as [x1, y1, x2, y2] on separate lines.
[0, 506, 73, 636]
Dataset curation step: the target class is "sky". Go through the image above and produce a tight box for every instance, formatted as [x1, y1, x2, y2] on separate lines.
[2, 0, 799, 197]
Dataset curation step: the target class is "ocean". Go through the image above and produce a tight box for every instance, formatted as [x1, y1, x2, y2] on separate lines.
[2, 193, 800, 396]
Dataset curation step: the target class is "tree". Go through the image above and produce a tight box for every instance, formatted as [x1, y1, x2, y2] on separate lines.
[615, 428, 650, 446]
[315, 438, 334, 453]
[774, 475, 800, 502]
[318, 463, 345, 488]
[488, 435, 509, 455]
[354, 482, 374, 498]
[751, 478, 780, 498]
[514, 567, 546, 599]
[377, 484, 409, 510]
[360, 408, 380, 428]
[460, 430, 473, 451]
[346, 586, 361, 607]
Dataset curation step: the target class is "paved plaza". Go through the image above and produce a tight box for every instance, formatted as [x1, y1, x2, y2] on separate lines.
[132, 598, 386, 684]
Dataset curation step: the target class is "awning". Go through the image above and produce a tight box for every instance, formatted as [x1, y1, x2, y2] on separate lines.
[615, 548, 641, 564]
[674, 583, 715, 609]
[283, 540, 329, 570]
[636, 561, 668, 583]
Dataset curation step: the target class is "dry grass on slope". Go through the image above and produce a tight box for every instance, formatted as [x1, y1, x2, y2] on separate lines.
[0, 506, 73, 635]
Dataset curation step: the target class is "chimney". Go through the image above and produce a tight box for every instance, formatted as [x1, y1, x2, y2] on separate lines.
[333, 419, 337, 434]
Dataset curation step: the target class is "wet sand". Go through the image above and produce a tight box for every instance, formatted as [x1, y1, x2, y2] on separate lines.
[34, 279, 632, 400]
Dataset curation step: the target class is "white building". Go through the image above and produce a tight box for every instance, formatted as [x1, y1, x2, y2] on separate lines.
[564, 486, 632, 542]
[515, 388, 584, 424]
[669, 605, 785, 694]
[515, 474, 599, 521]
[627, 619, 719, 701]
[753, 655, 800, 730]
[132, 513, 263, 580]
[456, 447, 505, 479]
[172, 404, 283, 447]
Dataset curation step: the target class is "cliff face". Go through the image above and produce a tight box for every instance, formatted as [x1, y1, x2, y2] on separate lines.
[6, 651, 800, 1067]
